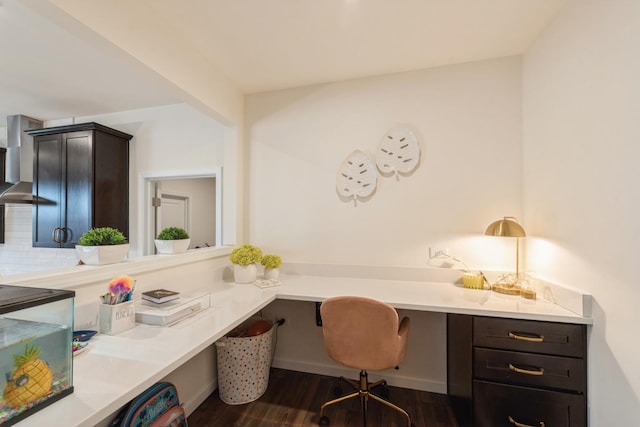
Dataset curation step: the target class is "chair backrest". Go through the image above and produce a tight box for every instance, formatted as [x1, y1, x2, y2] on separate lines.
[320, 296, 410, 371]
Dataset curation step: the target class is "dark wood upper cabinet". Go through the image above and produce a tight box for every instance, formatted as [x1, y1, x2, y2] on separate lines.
[27, 123, 132, 248]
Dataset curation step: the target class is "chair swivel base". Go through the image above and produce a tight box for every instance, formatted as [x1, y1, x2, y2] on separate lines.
[318, 370, 413, 427]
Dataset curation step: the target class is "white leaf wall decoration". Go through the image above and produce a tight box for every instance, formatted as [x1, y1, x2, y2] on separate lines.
[336, 150, 377, 201]
[375, 126, 420, 176]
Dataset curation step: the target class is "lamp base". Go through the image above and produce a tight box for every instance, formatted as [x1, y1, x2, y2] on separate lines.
[491, 283, 522, 296]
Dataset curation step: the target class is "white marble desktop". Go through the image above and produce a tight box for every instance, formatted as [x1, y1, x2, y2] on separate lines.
[15, 274, 591, 426]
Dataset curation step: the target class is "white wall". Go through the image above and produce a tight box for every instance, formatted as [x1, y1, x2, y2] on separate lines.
[43, 0, 244, 126]
[246, 56, 523, 270]
[72, 103, 229, 255]
[39, 0, 246, 244]
[0, 103, 230, 276]
[523, 0, 640, 425]
[245, 57, 524, 392]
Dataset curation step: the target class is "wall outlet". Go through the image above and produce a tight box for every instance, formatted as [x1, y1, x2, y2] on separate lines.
[429, 247, 450, 259]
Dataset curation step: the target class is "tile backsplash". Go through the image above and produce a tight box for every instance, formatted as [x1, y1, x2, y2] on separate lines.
[0, 205, 78, 276]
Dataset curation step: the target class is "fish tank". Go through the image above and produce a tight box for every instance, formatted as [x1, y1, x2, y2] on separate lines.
[0, 285, 75, 426]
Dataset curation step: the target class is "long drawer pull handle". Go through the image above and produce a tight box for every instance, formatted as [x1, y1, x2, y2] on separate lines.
[509, 415, 545, 427]
[508, 331, 544, 342]
[509, 363, 544, 376]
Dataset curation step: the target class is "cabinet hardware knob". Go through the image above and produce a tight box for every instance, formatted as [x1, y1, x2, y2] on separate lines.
[508, 415, 545, 427]
[508, 363, 544, 376]
[508, 331, 544, 342]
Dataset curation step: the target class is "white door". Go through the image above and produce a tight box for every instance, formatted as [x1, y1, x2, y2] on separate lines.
[159, 194, 188, 230]
[153, 182, 190, 252]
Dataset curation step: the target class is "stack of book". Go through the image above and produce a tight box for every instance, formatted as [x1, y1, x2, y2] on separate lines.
[136, 292, 211, 326]
[142, 289, 180, 304]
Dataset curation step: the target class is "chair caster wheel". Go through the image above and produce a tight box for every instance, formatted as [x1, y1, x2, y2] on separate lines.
[332, 386, 343, 398]
[379, 382, 390, 399]
[319, 415, 330, 425]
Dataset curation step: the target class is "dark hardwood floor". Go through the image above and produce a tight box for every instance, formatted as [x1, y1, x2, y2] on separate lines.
[188, 368, 458, 427]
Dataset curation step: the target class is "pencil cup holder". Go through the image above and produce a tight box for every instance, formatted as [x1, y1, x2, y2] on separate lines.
[100, 301, 135, 335]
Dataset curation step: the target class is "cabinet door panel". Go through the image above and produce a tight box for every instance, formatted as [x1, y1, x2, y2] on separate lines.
[0, 149, 4, 243]
[62, 132, 92, 247]
[94, 130, 129, 236]
[33, 135, 63, 247]
[447, 313, 474, 427]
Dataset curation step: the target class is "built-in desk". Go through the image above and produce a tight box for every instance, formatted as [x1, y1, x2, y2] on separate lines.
[15, 274, 591, 426]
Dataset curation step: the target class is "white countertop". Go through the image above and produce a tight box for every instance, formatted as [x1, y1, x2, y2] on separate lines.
[276, 275, 591, 324]
[15, 274, 590, 426]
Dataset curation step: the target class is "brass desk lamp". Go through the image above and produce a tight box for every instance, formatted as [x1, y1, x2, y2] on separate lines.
[484, 216, 526, 295]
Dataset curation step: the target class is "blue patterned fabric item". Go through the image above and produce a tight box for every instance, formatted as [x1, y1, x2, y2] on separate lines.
[110, 381, 187, 427]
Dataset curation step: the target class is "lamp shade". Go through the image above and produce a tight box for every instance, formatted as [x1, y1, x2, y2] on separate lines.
[484, 217, 526, 238]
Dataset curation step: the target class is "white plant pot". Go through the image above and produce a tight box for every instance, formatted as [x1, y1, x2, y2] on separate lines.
[155, 239, 190, 254]
[234, 264, 257, 284]
[264, 268, 280, 280]
[75, 244, 130, 265]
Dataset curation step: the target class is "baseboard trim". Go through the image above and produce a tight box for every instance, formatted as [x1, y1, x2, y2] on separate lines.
[183, 376, 218, 416]
[272, 358, 446, 394]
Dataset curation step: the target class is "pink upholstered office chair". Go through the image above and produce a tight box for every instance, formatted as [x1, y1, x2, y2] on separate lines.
[318, 296, 413, 427]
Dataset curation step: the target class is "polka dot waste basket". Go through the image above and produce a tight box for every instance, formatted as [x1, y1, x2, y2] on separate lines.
[215, 319, 276, 405]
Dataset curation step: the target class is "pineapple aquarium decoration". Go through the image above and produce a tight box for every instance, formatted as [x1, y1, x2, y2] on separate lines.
[3, 344, 53, 408]
[0, 285, 75, 425]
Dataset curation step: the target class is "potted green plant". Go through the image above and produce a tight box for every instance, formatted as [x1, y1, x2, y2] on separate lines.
[261, 254, 282, 280]
[154, 227, 190, 254]
[229, 244, 262, 283]
[75, 227, 129, 265]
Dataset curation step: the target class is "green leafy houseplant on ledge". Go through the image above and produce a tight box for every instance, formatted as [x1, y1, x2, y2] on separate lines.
[230, 244, 263, 266]
[261, 254, 281, 269]
[76, 227, 129, 265]
[261, 254, 282, 280]
[230, 244, 263, 283]
[157, 227, 190, 240]
[78, 227, 128, 246]
[155, 227, 191, 254]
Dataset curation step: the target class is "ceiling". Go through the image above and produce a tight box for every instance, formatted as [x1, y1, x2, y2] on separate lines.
[0, 0, 566, 128]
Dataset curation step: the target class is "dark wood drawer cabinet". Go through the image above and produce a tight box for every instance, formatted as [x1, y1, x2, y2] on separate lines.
[473, 317, 585, 357]
[474, 348, 585, 392]
[474, 380, 586, 427]
[448, 314, 587, 427]
[28, 123, 132, 248]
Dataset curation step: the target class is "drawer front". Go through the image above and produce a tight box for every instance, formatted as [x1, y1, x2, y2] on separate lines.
[474, 348, 585, 392]
[473, 380, 586, 427]
[474, 317, 585, 357]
